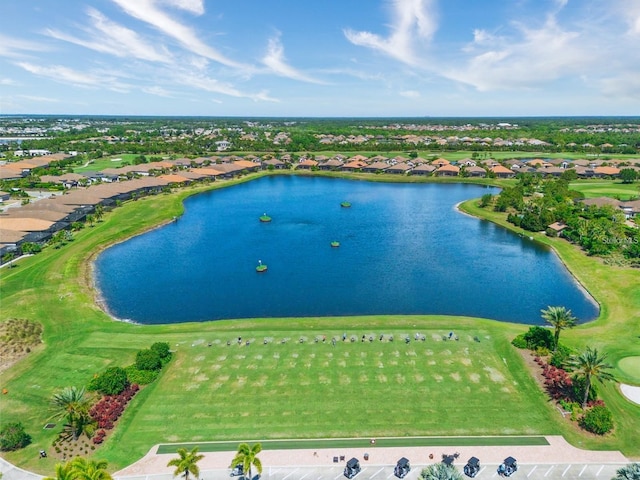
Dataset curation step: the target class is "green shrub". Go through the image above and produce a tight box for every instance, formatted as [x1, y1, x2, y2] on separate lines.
[523, 326, 554, 350]
[136, 349, 162, 371]
[0, 422, 32, 451]
[535, 346, 551, 357]
[571, 376, 598, 404]
[151, 342, 171, 359]
[549, 344, 573, 368]
[580, 404, 613, 434]
[88, 366, 129, 395]
[511, 334, 527, 349]
[125, 365, 159, 384]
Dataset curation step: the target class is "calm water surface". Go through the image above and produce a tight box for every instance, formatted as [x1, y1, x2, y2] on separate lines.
[95, 176, 598, 324]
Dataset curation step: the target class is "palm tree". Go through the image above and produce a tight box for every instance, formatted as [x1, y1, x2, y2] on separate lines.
[167, 447, 204, 480]
[50, 386, 94, 441]
[94, 204, 104, 222]
[44, 461, 76, 480]
[541, 306, 577, 352]
[69, 458, 112, 480]
[2, 252, 16, 268]
[612, 463, 640, 480]
[568, 347, 616, 408]
[420, 463, 463, 480]
[231, 443, 262, 480]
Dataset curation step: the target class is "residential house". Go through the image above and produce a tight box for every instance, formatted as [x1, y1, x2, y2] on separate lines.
[386, 162, 412, 174]
[410, 164, 436, 176]
[362, 161, 390, 173]
[436, 164, 460, 177]
[491, 165, 515, 178]
[464, 166, 487, 177]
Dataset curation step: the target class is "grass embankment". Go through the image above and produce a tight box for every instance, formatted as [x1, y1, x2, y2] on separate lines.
[459, 198, 640, 454]
[0, 173, 639, 473]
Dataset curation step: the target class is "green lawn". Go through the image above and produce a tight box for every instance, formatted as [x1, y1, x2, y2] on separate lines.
[1, 173, 639, 473]
[156, 436, 549, 454]
[569, 181, 639, 200]
[73, 154, 174, 173]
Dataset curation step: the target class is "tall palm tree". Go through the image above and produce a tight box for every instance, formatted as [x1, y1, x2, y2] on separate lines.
[612, 463, 640, 480]
[70, 458, 112, 480]
[50, 387, 94, 441]
[231, 443, 262, 480]
[44, 461, 76, 480]
[541, 306, 577, 352]
[420, 463, 463, 480]
[167, 447, 204, 480]
[568, 347, 616, 408]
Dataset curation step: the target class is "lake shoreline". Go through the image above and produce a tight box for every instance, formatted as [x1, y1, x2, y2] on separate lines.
[94, 176, 595, 325]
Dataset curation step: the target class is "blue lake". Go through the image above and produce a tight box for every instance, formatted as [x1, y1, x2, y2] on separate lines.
[94, 176, 599, 324]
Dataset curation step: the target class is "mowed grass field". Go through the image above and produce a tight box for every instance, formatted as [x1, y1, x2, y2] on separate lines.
[569, 181, 639, 200]
[75, 320, 555, 468]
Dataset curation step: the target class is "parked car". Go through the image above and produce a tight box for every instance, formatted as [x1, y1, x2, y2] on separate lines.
[344, 458, 361, 479]
[394, 457, 411, 479]
[230, 464, 243, 477]
[498, 457, 518, 477]
[464, 457, 480, 478]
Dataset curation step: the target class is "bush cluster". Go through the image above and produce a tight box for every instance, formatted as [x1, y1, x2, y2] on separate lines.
[512, 326, 554, 350]
[89, 384, 140, 441]
[536, 357, 573, 401]
[136, 349, 162, 371]
[0, 422, 32, 451]
[126, 342, 172, 384]
[124, 364, 159, 385]
[88, 366, 129, 395]
[580, 404, 614, 435]
[549, 344, 573, 368]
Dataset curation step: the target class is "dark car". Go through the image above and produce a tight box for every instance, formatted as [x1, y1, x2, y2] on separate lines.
[498, 457, 518, 477]
[394, 457, 411, 479]
[230, 464, 243, 477]
[464, 457, 480, 478]
[344, 458, 361, 479]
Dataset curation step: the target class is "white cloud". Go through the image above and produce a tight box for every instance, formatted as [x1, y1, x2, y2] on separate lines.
[160, 0, 205, 15]
[600, 73, 640, 99]
[0, 34, 48, 58]
[45, 8, 171, 63]
[142, 86, 173, 97]
[443, 16, 595, 91]
[400, 90, 420, 98]
[110, 0, 250, 70]
[17, 95, 60, 103]
[171, 70, 277, 102]
[262, 34, 326, 84]
[0, 78, 18, 86]
[15, 62, 131, 92]
[625, 2, 640, 35]
[344, 0, 438, 65]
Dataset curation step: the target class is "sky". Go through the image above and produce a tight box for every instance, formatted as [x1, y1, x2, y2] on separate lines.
[1, 0, 640, 117]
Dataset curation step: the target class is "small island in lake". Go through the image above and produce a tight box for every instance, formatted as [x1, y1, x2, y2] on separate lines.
[331, 241, 340, 248]
[256, 260, 268, 272]
[340, 202, 351, 208]
[259, 213, 272, 222]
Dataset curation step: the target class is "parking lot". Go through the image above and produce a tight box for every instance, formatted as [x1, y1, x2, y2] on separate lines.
[115, 462, 626, 480]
